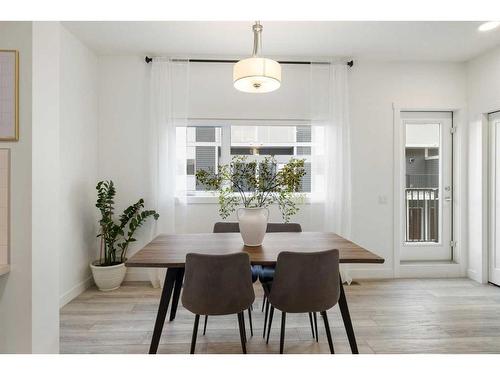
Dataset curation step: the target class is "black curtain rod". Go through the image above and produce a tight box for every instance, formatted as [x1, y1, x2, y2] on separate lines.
[145, 56, 354, 67]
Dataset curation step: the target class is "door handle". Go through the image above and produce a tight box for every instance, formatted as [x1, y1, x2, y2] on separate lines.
[444, 196, 452, 202]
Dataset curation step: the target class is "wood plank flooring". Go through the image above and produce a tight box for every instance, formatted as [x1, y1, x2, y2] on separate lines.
[60, 278, 500, 354]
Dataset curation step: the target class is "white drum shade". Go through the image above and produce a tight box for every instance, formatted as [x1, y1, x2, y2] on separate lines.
[233, 57, 281, 93]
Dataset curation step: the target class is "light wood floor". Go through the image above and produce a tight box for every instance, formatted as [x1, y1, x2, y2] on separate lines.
[60, 278, 500, 354]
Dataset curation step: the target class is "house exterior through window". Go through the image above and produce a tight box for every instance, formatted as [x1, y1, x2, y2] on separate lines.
[181, 124, 312, 195]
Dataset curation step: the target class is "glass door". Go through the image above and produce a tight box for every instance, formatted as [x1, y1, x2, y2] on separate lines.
[400, 112, 453, 261]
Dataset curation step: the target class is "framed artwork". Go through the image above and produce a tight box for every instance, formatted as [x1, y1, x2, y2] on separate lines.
[0, 50, 19, 141]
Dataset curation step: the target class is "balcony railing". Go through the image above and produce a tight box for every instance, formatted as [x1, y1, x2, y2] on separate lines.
[406, 174, 438, 189]
[405, 188, 439, 243]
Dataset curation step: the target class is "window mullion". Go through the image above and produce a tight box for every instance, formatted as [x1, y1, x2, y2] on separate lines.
[221, 124, 231, 166]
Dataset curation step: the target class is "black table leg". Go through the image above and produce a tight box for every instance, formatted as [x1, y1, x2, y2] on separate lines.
[169, 268, 185, 321]
[338, 274, 359, 354]
[149, 268, 178, 354]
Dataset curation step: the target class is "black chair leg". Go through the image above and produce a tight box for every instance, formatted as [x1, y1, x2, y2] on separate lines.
[261, 294, 266, 312]
[241, 311, 247, 343]
[203, 315, 208, 335]
[169, 268, 185, 321]
[263, 299, 270, 338]
[190, 314, 200, 354]
[237, 312, 247, 354]
[280, 311, 286, 354]
[313, 312, 319, 342]
[248, 308, 253, 336]
[266, 305, 275, 344]
[321, 311, 335, 354]
[308, 312, 315, 339]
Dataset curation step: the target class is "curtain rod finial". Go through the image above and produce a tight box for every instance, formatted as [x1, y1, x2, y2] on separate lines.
[347, 60, 354, 68]
[145, 56, 153, 64]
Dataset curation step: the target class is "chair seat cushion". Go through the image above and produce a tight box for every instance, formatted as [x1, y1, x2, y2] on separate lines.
[258, 266, 275, 283]
[251, 265, 262, 283]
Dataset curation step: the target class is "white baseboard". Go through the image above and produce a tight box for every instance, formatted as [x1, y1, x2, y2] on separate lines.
[348, 267, 394, 280]
[124, 267, 395, 282]
[125, 267, 395, 282]
[121, 264, 467, 285]
[59, 276, 93, 307]
[467, 268, 481, 282]
[399, 262, 463, 278]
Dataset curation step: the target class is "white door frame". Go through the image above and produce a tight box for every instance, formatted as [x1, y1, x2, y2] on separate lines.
[393, 105, 465, 278]
[400, 112, 452, 261]
[489, 111, 500, 286]
[469, 107, 500, 285]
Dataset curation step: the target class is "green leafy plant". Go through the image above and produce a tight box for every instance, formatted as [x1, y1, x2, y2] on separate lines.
[196, 156, 306, 223]
[95, 180, 159, 266]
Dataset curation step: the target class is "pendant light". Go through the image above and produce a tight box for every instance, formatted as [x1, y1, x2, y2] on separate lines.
[233, 21, 281, 93]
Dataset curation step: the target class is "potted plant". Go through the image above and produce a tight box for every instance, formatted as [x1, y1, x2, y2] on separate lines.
[91, 180, 159, 291]
[196, 156, 306, 246]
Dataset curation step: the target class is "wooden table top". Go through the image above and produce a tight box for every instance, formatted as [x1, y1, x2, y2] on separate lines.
[126, 232, 384, 268]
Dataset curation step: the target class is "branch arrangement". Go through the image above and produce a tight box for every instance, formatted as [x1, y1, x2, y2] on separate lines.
[196, 156, 306, 223]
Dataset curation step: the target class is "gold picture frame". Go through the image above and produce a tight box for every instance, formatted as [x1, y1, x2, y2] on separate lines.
[0, 50, 19, 141]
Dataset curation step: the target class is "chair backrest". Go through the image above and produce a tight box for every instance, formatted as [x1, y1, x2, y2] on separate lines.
[268, 250, 340, 313]
[213, 222, 302, 233]
[181, 252, 255, 315]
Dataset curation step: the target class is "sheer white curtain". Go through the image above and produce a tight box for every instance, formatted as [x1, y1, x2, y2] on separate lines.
[311, 62, 352, 282]
[148, 58, 189, 287]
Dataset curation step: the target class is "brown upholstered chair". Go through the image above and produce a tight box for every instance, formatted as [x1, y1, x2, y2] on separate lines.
[212, 222, 305, 339]
[204, 222, 261, 337]
[266, 249, 340, 354]
[182, 252, 255, 354]
[256, 223, 307, 338]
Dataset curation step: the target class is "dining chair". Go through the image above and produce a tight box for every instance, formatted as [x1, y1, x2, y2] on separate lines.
[212, 222, 304, 338]
[257, 223, 307, 338]
[207, 222, 261, 337]
[265, 249, 340, 354]
[181, 252, 255, 354]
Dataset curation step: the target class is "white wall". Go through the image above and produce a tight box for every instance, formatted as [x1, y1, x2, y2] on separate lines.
[0, 21, 33, 354]
[349, 61, 467, 278]
[31, 21, 61, 354]
[97, 56, 467, 281]
[97, 56, 157, 281]
[0, 21, 100, 353]
[466, 46, 500, 283]
[97, 56, 155, 264]
[188, 62, 311, 120]
[58, 25, 99, 306]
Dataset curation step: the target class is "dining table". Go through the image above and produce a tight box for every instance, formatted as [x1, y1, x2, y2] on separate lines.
[126, 231, 384, 354]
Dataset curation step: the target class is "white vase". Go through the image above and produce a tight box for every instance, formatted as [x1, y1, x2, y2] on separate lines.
[237, 207, 269, 246]
[90, 261, 127, 291]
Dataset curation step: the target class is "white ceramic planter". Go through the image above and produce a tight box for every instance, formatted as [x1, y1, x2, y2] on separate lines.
[237, 207, 269, 246]
[90, 261, 127, 291]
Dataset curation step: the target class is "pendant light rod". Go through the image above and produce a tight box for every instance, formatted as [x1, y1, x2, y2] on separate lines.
[252, 21, 263, 56]
[145, 56, 354, 67]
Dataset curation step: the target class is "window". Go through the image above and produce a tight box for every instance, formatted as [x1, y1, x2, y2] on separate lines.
[185, 126, 221, 192]
[180, 124, 312, 195]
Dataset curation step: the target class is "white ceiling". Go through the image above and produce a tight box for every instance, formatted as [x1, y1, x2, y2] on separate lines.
[63, 21, 500, 62]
